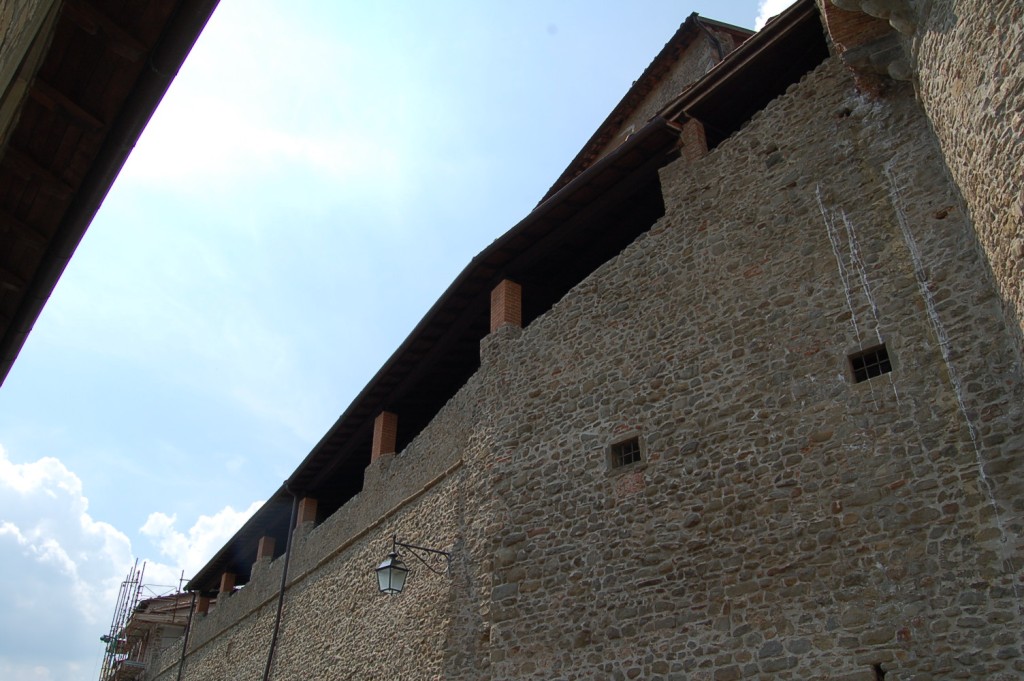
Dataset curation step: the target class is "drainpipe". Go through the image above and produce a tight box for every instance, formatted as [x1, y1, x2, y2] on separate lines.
[175, 591, 197, 681]
[262, 484, 299, 681]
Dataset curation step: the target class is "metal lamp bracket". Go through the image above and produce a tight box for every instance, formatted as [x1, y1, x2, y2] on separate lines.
[390, 535, 451, 575]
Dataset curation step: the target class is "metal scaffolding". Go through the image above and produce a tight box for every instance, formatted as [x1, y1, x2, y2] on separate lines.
[99, 560, 145, 681]
[98, 561, 193, 681]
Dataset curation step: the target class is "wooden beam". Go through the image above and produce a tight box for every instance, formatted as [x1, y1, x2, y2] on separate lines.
[29, 77, 106, 130]
[63, 0, 147, 62]
[3, 147, 73, 197]
[0, 264, 27, 291]
[0, 209, 48, 249]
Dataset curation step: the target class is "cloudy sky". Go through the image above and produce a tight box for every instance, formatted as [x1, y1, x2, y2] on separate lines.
[0, 1, 792, 678]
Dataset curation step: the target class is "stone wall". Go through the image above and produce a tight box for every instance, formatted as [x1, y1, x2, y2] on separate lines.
[909, 0, 1024, 362]
[477, 55, 1022, 680]
[148, 376, 495, 680]
[150, 27, 1023, 681]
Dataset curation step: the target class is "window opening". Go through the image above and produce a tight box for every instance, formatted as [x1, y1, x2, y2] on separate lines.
[610, 437, 642, 469]
[850, 344, 892, 383]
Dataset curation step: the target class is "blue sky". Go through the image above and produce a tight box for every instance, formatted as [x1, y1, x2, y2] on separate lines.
[0, 1, 790, 678]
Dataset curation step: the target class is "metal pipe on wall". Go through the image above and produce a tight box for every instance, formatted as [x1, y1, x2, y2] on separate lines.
[175, 591, 197, 681]
[262, 484, 299, 681]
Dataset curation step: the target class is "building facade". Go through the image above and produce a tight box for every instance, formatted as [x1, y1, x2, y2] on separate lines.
[147, 1, 1023, 679]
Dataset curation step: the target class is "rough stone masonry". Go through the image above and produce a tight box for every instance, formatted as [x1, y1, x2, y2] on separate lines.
[149, 1, 1023, 679]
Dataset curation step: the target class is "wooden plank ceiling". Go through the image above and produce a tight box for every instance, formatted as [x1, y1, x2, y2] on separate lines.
[0, 0, 219, 386]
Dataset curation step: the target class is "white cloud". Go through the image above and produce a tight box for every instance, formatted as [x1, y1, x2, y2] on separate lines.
[0, 445, 262, 680]
[139, 500, 263, 586]
[0, 447, 132, 624]
[755, 0, 798, 30]
[0, 446, 132, 679]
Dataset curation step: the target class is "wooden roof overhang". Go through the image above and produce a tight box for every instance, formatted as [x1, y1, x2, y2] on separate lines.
[0, 0, 220, 387]
[186, 0, 831, 593]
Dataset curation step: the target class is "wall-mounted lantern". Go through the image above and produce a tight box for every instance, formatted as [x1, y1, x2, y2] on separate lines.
[375, 535, 451, 595]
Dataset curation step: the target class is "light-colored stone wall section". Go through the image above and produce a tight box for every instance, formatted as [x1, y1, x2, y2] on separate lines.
[910, 0, 1024, 363]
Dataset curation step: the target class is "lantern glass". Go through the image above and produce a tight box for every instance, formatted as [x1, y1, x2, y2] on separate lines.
[376, 553, 409, 594]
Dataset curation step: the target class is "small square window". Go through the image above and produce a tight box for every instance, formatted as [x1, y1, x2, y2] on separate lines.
[609, 437, 642, 469]
[850, 343, 892, 383]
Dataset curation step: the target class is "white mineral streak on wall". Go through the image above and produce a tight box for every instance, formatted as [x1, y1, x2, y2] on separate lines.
[841, 209, 882, 339]
[816, 186, 901, 405]
[883, 159, 1011, 560]
[816, 185, 862, 347]
[840, 206, 901, 404]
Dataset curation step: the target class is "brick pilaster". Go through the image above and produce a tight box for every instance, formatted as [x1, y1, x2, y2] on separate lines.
[371, 411, 398, 462]
[218, 572, 236, 594]
[257, 536, 276, 560]
[680, 118, 708, 162]
[490, 279, 522, 333]
[297, 497, 317, 526]
[195, 595, 210, 615]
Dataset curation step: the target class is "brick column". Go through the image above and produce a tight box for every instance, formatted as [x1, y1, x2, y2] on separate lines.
[218, 572, 236, 595]
[296, 497, 317, 526]
[257, 536, 276, 561]
[195, 595, 210, 615]
[371, 411, 398, 462]
[680, 118, 708, 162]
[490, 279, 522, 333]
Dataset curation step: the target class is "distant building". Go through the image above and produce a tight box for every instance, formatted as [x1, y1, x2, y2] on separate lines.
[138, 0, 1022, 678]
[101, 593, 194, 681]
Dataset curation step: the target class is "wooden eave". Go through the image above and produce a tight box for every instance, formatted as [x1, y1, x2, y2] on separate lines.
[660, 0, 828, 143]
[0, 0, 220, 387]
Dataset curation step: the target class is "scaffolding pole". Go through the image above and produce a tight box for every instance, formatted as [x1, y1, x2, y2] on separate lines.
[98, 560, 145, 681]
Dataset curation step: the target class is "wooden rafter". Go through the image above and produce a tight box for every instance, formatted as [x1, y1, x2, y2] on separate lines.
[29, 77, 106, 130]
[0, 209, 49, 249]
[3, 147, 74, 196]
[0, 264, 27, 291]
[62, 0, 146, 61]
